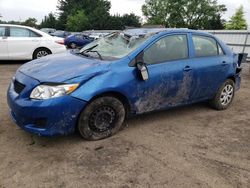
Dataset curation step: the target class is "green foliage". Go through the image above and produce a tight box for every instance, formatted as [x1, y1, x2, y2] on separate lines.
[226, 6, 248, 30]
[56, 0, 141, 31]
[57, 0, 111, 30]
[22, 18, 38, 28]
[142, 0, 227, 29]
[40, 13, 57, 29]
[66, 10, 89, 31]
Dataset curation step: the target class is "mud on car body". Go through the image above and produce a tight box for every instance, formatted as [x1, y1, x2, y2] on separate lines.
[7, 28, 242, 140]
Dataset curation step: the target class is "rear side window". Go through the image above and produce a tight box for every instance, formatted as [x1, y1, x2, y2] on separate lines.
[0, 27, 5, 37]
[192, 35, 223, 57]
[144, 34, 188, 64]
[10, 27, 41, 37]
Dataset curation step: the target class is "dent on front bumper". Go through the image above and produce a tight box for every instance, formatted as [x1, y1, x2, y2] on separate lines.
[7, 72, 86, 137]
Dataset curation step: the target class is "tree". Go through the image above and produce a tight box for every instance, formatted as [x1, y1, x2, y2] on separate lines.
[122, 13, 141, 28]
[57, 0, 111, 30]
[66, 10, 89, 31]
[22, 18, 37, 28]
[226, 5, 248, 30]
[142, 0, 227, 29]
[40, 13, 57, 29]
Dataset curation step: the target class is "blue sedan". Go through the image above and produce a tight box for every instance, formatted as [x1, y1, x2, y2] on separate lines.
[64, 34, 94, 49]
[7, 29, 242, 140]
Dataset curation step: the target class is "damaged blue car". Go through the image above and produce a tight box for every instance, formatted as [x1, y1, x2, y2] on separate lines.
[7, 28, 242, 140]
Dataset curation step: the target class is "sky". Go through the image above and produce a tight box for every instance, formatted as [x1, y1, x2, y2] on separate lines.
[0, 0, 250, 27]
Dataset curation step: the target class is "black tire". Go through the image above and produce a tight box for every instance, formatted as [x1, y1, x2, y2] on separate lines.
[78, 96, 126, 141]
[33, 48, 51, 59]
[210, 79, 235, 110]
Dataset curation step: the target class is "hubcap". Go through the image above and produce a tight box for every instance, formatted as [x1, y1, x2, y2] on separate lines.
[37, 51, 48, 58]
[89, 106, 116, 132]
[220, 84, 234, 106]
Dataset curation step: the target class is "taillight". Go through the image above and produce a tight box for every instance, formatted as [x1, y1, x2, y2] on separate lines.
[55, 40, 64, 45]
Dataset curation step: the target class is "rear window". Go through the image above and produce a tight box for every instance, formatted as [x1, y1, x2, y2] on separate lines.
[192, 35, 223, 57]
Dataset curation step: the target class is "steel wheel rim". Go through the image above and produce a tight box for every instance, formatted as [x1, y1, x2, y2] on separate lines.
[89, 106, 116, 132]
[37, 51, 48, 58]
[220, 84, 234, 106]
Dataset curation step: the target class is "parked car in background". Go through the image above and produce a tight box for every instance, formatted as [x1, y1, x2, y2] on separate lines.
[64, 34, 94, 49]
[40, 28, 56, 35]
[89, 32, 109, 40]
[7, 28, 242, 140]
[50, 30, 71, 38]
[0, 24, 66, 60]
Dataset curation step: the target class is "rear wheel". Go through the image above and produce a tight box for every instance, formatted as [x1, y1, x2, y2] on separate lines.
[210, 79, 235, 110]
[78, 97, 126, 141]
[33, 48, 51, 59]
[68, 42, 77, 49]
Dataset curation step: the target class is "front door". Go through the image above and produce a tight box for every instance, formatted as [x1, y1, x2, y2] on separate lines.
[133, 34, 193, 113]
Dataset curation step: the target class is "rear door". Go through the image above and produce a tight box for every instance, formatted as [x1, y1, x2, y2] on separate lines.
[7, 27, 41, 60]
[0, 26, 9, 60]
[189, 34, 229, 100]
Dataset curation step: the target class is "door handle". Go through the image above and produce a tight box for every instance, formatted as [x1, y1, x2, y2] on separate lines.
[183, 66, 192, 72]
[222, 61, 228, 66]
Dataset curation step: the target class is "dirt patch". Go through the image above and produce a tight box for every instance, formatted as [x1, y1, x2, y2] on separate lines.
[0, 62, 250, 187]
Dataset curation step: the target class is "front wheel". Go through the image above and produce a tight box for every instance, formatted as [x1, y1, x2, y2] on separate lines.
[78, 97, 126, 141]
[210, 79, 235, 110]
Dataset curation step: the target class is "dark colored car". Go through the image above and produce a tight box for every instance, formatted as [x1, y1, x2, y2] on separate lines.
[7, 28, 243, 141]
[64, 34, 94, 49]
[51, 30, 71, 38]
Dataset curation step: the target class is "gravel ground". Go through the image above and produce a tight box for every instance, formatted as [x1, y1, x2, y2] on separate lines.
[0, 62, 249, 188]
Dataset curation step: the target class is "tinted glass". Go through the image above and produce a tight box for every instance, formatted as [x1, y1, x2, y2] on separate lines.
[193, 35, 219, 57]
[0, 27, 5, 37]
[144, 35, 188, 64]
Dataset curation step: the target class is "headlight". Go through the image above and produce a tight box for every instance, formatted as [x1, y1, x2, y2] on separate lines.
[30, 83, 79, 100]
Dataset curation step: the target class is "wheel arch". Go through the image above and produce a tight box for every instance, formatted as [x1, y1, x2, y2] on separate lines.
[227, 76, 235, 83]
[32, 47, 52, 59]
[88, 91, 132, 116]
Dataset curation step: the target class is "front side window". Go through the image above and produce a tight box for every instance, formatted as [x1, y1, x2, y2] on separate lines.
[144, 35, 188, 64]
[0, 27, 5, 37]
[193, 35, 222, 57]
[10, 27, 40, 37]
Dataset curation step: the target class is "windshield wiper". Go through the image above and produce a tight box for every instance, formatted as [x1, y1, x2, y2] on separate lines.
[82, 44, 99, 53]
[86, 50, 103, 60]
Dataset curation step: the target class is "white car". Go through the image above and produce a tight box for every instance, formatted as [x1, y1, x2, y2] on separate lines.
[0, 24, 66, 60]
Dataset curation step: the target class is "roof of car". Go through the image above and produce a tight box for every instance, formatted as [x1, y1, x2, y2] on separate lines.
[0, 24, 33, 28]
[124, 28, 213, 37]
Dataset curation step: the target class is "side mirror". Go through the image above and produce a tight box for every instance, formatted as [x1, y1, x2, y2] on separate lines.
[135, 51, 149, 81]
[137, 62, 149, 81]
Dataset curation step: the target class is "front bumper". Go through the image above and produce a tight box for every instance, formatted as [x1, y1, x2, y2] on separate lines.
[7, 71, 86, 137]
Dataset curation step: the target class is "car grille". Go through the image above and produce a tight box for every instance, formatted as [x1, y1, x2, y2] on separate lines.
[13, 80, 25, 94]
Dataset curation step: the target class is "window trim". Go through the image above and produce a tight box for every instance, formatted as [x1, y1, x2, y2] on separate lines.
[192, 34, 225, 58]
[143, 33, 190, 66]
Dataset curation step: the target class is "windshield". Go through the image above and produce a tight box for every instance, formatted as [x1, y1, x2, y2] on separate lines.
[80, 32, 151, 59]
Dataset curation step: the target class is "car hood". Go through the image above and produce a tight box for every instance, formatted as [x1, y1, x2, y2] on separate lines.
[18, 51, 111, 83]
